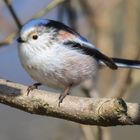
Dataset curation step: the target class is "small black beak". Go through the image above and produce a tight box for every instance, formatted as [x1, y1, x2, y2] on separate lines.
[17, 37, 25, 43]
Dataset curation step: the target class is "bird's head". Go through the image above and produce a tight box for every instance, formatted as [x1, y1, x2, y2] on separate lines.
[17, 19, 58, 49]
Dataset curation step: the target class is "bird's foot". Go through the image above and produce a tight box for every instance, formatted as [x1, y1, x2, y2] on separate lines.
[58, 92, 69, 106]
[58, 86, 71, 107]
[27, 83, 42, 95]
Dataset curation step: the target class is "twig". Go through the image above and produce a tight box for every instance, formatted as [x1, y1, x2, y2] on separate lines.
[0, 32, 16, 47]
[4, 0, 22, 29]
[0, 41, 10, 46]
[34, 0, 65, 18]
[0, 78, 139, 126]
[0, 0, 21, 47]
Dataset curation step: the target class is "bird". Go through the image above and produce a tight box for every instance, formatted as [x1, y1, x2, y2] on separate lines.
[17, 19, 140, 106]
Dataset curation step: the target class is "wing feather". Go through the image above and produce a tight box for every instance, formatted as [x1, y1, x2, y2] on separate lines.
[45, 20, 117, 69]
[64, 41, 117, 70]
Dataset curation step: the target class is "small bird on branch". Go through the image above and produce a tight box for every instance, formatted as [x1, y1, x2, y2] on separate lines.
[17, 19, 140, 105]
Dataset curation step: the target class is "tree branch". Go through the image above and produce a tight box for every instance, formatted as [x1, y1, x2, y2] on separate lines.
[0, 78, 139, 126]
[34, 0, 65, 18]
[4, 0, 22, 29]
[0, 32, 16, 47]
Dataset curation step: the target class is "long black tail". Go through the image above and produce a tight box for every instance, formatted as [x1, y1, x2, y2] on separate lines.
[112, 58, 140, 69]
[99, 58, 140, 69]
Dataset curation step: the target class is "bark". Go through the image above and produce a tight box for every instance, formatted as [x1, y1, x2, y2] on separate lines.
[0, 78, 139, 126]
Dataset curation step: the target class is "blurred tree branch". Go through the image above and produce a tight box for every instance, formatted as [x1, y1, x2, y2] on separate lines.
[0, 32, 16, 47]
[0, 78, 140, 126]
[4, 0, 21, 29]
[34, 0, 65, 18]
[0, 0, 21, 47]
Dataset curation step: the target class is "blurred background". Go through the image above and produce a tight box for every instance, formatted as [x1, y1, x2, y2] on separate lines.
[0, 0, 140, 140]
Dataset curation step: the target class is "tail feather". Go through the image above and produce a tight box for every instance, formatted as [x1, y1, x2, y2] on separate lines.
[112, 58, 140, 69]
[99, 58, 140, 69]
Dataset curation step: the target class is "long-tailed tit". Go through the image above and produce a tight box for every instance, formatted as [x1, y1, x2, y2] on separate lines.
[17, 19, 140, 105]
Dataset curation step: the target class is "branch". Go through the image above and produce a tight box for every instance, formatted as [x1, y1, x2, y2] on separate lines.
[0, 0, 21, 47]
[4, 0, 22, 29]
[0, 32, 16, 47]
[0, 78, 139, 126]
[34, 0, 65, 18]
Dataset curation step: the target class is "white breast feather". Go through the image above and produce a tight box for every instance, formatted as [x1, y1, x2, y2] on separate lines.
[18, 41, 98, 89]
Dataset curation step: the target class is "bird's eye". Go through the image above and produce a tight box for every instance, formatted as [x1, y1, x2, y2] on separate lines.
[32, 35, 38, 40]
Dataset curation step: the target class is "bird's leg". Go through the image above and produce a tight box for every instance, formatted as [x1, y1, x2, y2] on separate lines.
[58, 86, 71, 106]
[27, 83, 42, 95]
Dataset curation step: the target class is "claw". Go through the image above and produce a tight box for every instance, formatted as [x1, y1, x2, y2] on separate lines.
[58, 87, 71, 107]
[58, 94, 66, 106]
[27, 83, 42, 95]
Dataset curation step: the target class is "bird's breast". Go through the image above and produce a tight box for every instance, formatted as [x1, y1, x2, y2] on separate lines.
[18, 44, 99, 89]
